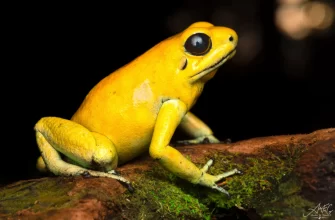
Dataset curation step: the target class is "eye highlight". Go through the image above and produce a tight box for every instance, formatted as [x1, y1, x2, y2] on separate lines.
[184, 33, 212, 56]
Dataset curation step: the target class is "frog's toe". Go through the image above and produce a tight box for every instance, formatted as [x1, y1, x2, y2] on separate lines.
[108, 170, 120, 176]
[214, 168, 242, 182]
[201, 159, 241, 181]
[201, 159, 214, 173]
[177, 135, 219, 145]
[204, 135, 220, 144]
[126, 182, 135, 193]
[212, 184, 230, 197]
[81, 171, 92, 178]
[210, 169, 242, 197]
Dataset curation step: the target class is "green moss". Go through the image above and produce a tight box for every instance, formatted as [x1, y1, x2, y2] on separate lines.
[0, 177, 78, 214]
[115, 167, 211, 219]
[196, 153, 295, 210]
[115, 142, 310, 219]
[261, 177, 315, 219]
[114, 149, 299, 219]
[261, 195, 315, 219]
[284, 194, 315, 208]
[278, 175, 302, 196]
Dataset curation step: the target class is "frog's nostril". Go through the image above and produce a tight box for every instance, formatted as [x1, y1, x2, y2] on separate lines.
[229, 36, 234, 42]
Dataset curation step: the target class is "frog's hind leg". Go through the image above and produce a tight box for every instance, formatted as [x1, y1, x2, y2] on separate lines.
[36, 155, 120, 175]
[34, 117, 132, 188]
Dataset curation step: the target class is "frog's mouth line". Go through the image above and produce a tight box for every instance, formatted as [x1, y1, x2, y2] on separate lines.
[190, 49, 236, 81]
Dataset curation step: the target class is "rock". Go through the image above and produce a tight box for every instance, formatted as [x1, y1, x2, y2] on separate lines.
[0, 128, 334, 219]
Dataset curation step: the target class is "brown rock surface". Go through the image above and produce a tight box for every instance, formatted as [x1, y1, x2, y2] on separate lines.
[0, 128, 334, 219]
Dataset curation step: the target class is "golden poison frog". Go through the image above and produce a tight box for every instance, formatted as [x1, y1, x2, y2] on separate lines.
[35, 21, 240, 196]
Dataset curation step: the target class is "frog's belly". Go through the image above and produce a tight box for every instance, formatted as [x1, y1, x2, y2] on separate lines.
[110, 114, 156, 165]
[72, 103, 159, 165]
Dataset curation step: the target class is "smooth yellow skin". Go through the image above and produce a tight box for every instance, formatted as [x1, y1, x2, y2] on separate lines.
[35, 22, 240, 195]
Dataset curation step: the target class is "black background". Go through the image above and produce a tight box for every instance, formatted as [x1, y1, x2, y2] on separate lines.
[2, 1, 334, 185]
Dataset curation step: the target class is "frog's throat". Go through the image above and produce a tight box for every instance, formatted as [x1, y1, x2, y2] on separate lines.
[190, 49, 236, 83]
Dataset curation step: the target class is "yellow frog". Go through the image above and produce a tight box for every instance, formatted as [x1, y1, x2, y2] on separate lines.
[34, 21, 240, 196]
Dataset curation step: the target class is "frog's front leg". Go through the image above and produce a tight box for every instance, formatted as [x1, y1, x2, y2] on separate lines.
[34, 117, 132, 188]
[149, 100, 240, 196]
[177, 111, 220, 144]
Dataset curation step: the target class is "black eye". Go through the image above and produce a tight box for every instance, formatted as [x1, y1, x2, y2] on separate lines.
[184, 33, 212, 56]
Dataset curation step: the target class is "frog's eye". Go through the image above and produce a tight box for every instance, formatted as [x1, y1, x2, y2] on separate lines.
[184, 33, 212, 56]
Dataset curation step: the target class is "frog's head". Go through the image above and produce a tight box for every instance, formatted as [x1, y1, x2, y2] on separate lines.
[176, 22, 238, 83]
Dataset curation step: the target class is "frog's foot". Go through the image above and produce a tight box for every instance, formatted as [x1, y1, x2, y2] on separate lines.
[84, 169, 134, 192]
[81, 169, 128, 183]
[108, 170, 120, 176]
[107, 170, 133, 191]
[198, 159, 242, 197]
[177, 135, 220, 145]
